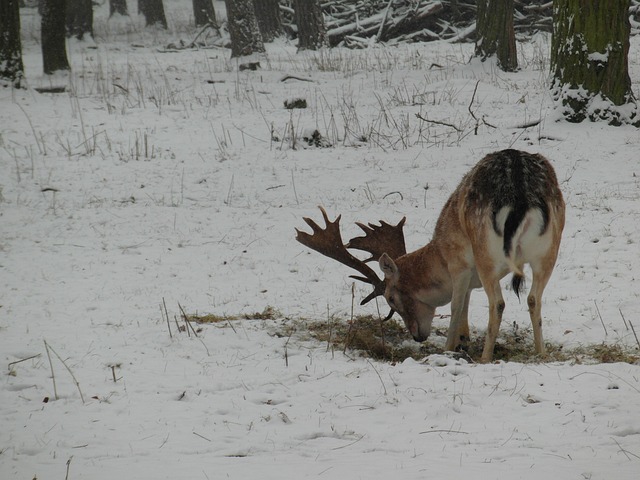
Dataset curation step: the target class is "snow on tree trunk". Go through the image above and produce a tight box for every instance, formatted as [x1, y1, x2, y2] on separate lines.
[41, 0, 71, 74]
[110, 0, 129, 17]
[193, 0, 217, 27]
[293, 0, 327, 51]
[66, 0, 94, 40]
[551, 0, 639, 126]
[475, 0, 518, 72]
[253, 0, 283, 43]
[0, 0, 24, 87]
[224, 0, 265, 58]
[139, 0, 168, 29]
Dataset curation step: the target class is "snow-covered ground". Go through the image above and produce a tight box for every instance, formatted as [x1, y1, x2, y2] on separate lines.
[2, 3, 640, 479]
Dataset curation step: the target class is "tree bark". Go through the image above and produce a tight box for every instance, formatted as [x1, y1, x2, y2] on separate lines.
[110, 0, 129, 17]
[475, 0, 517, 72]
[551, 0, 638, 125]
[41, 0, 71, 74]
[293, 0, 327, 50]
[66, 0, 93, 40]
[253, 0, 283, 43]
[139, 0, 168, 29]
[193, 0, 217, 27]
[224, 0, 265, 58]
[0, 0, 24, 87]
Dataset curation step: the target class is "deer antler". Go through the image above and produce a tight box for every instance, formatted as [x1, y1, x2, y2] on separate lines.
[347, 217, 407, 262]
[295, 207, 407, 318]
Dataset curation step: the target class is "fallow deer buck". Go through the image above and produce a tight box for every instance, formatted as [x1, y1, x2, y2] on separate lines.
[296, 149, 565, 362]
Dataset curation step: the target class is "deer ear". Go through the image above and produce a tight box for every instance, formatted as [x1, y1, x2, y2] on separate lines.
[379, 253, 399, 281]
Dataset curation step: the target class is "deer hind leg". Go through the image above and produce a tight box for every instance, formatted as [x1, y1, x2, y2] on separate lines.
[472, 255, 506, 363]
[480, 278, 505, 363]
[527, 250, 559, 356]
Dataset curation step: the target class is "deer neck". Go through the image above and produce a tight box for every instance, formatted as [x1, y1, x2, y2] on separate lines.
[397, 242, 452, 307]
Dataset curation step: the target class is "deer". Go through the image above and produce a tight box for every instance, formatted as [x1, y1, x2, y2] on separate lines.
[296, 149, 565, 363]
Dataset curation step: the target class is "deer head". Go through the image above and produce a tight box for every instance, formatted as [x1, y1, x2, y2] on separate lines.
[295, 207, 407, 321]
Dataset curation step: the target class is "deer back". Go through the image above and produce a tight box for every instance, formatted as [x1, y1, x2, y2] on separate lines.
[433, 149, 564, 265]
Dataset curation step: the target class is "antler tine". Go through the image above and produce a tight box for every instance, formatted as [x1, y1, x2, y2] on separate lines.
[347, 216, 407, 262]
[295, 206, 386, 304]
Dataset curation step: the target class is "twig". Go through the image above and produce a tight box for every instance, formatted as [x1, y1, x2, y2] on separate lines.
[44, 340, 85, 404]
[65, 456, 73, 480]
[177, 303, 211, 356]
[178, 302, 199, 337]
[44, 341, 58, 400]
[291, 170, 299, 205]
[8, 353, 41, 370]
[366, 358, 387, 395]
[193, 431, 212, 442]
[280, 74, 314, 83]
[468, 80, 480, 123]
[331, 434, 364, 450]
[344, 283, 356, 354]
[162, 297, 172, 338]
[415, 113, 462, 132]
[419, 429, 469, 435]
[594, 300, 608, 336]
[284, 328, 295, 367]
[375, 0, 394, 42]
[619, 308, 629, 330]
[629, 321, 640, 350]
[612, 437, 640, 461]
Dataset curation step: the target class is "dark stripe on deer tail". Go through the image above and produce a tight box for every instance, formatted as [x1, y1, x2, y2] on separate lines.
[502, 150, 528, 258]
[511, 273, 525, 300]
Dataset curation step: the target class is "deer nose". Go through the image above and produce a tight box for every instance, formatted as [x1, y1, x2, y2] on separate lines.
[412, 334, 427, 343]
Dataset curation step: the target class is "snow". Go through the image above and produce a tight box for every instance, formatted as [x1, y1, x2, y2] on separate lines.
[2, 3, 640, 479]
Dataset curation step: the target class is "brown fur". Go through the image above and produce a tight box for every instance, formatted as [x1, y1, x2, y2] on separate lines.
[380, 150, 565, 362]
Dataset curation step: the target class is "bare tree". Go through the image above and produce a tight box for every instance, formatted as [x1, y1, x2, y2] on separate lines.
[253, 0, 283, 42]
[193, 0, 217, 27]
[551, 0, 639, 125]
[41, 0, 71, 74]
[66, 0, 93, 40]
[139, 0, 167, 29]
[475, 0, 517, 72]
[110, 0, 129, 17]
[293, 0, 327, 50]
[224, 0, 265, 58]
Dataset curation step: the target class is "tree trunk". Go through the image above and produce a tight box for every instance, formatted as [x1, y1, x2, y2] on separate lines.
[293, 0, 327, 50]
[193, 0, 216, 27]
[224, 0, 265, 58]
[475, 0, 517, 72]
[551, 0, 638, 125]
[139, 0, 167, 29]
[0, 0, 24, 87]
[41, 0, 71, 74]
[66, 0, 93, 40]
[110, 0, 129, 17]
[253, 0, 283, 42]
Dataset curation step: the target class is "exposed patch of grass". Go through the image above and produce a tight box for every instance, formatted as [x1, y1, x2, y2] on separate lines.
[191, 306, 280, 324]
[189, 308, 639, 365]
[308, 315, 428, 363]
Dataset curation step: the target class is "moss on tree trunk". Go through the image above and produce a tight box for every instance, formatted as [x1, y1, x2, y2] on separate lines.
[551, 0, 638, 125]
